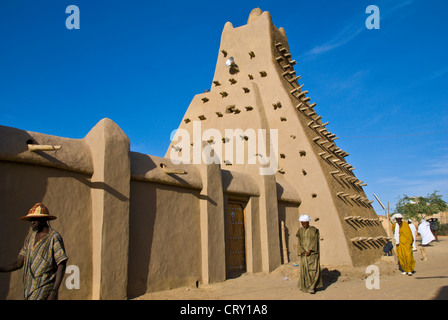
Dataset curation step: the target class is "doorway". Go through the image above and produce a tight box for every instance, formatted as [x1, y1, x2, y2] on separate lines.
[226, 202, 247, 278]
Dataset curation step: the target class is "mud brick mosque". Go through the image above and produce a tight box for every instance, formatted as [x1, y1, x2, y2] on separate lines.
[0, 8, 388, 299]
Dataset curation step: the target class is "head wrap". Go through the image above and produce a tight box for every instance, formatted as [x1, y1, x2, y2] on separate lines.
[391, 213, 403, 222]
[299, 214, 311, 222]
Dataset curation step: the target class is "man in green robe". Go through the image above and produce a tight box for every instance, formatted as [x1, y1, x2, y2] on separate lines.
[296, 214, 323, 294]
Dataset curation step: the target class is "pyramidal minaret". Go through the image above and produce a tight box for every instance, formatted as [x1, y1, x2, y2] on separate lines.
[166, 8, 387, 268]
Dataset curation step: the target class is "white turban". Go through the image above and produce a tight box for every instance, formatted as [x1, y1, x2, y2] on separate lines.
[392, 214, 403, 222]
[299, 214, 311, 222]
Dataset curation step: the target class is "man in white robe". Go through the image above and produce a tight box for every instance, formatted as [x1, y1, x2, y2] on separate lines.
[418, 219, 435, 246]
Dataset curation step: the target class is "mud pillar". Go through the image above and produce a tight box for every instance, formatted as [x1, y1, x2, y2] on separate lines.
[198, 153, 226, 284]
[84, 118, 130, 300]
[257, 173, 282, 272]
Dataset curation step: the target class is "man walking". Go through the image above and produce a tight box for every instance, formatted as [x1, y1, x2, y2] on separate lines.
[392, 214, 415, 276]
[296, 214, 322, 294]
[0, 203, 68, 300]
[418, 219, 435, 246]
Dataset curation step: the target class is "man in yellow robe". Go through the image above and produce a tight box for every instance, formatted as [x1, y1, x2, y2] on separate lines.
[392, 214, 415, 276]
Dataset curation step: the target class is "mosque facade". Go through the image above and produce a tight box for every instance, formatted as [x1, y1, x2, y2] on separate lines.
[0, 9, 388, 299]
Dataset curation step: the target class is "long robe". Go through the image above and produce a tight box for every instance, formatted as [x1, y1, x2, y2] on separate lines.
[19, 228, 68, 300]
[392, 222, 415, 273]
[418, 220, 435, 245]
[296, 226, 323, 292]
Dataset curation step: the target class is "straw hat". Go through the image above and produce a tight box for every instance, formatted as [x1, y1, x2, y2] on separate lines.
[20, 203, 57, 221]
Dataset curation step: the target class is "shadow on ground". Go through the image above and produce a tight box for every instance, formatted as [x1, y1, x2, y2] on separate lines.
[433, 286, 448, 300]
[321, 268, 341, 290]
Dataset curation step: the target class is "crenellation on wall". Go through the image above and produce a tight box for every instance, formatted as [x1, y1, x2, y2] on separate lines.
[0, 124, 93, 175]
[130, 151, 203, 190]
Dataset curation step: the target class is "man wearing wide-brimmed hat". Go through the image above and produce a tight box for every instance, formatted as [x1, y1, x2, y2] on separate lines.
[0, 203, 68, 300]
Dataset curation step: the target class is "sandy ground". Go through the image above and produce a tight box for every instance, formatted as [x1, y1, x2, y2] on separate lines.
[134, 236, 448, 300]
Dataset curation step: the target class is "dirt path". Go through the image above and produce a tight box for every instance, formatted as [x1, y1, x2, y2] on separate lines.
[134, 237, 448, 300]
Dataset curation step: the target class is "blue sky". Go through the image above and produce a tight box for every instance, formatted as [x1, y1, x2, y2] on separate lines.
[1, 0, 447, 214]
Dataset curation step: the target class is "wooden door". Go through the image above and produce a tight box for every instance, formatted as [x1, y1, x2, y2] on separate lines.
[226, 202, 246, 278]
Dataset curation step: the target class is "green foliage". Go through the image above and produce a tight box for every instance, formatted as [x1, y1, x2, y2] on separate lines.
[395, 190, 447, 222]
[439, 224, 448, 236]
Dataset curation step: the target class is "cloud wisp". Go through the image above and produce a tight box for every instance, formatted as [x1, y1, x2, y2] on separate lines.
[303, 24, 365, 59]
[299, 0, 418, 61]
